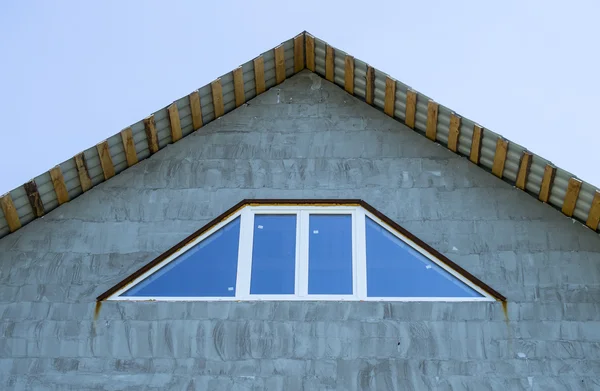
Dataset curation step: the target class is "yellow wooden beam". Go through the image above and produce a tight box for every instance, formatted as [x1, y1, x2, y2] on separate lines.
[306, 34, 315, 72]
[24, 180, 44, 218]
[325, 45, 334, 82]
[469, 125, 483, 164]
[515, 151, 532, 190]
[120, 127, 138, 167]
[275, 45, 286, 84]
[344, 55, 354, 95]
[405, 90, 417, 129]
[96, 141, 115, 180]
[211, 79, 224, 118]
[253, 56, 265, 95]
[0, 193, 20, 232]
[74, 152, 92, 192]
[233, 66, 246, 107]
[491, 138, 509, 178]
[143, 115, 159, 154]
[538, 164, 556, 203]
[447, 114, 461, 152]
[365, 66, 375, 105]
[586, 191, 600, 230]
[384, 77, 396, 117]
[562, 177, 582, 217]
[294, 34, 304, 73]
[189, 91, 203, 130]
[167, 103, 182, 142]
[49, 165, 70, 205]
[425, 101, 439, 141]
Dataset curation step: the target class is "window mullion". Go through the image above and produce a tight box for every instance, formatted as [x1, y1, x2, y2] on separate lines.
[355, 208, 367, 300]
[297, 210, 309, 297]
[235, 208, 254, 299]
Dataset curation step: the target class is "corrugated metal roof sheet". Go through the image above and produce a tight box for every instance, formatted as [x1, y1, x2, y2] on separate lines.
[1, 31, 598, 239]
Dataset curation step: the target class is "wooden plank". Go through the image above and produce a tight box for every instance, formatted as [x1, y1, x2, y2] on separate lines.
[344, 55, 354, 94]
[384, 77, 396, 117]
[538, 164, 556, 203]
[294, 34, 304, 72]
[448, 114, 461, 152]
[586, 191, 600, 230]
[143, 115, 159, 154]
[233, 67, 246, 107]
[562, 177, 582, 217]
[405, 90, 417, 129]
[189, 91, 203, 130]
[425, 100, 439, 141]
[167, 103, 182, 142]
[325, 45, 334, 82]
[0, 193, 20, 232]
[120, 127, 138, 167]
[469, 125, 483, 164]
[306, 34, 315, 72]
[24, 180, 44, 218]
[49, 166, 70, 205]
[74, 153, 92, 192]
[515, 151, 532, 190]
[253, 56, 265, 95]
[365, 66, 375, 105]
[96, 141, 115, 180]
[211, 79, 224, 118]
[491, 138, 509, 178]
[274, 45, 286, 84]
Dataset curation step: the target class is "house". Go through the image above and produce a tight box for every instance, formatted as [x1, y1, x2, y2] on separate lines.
[0, 31, 599, 390]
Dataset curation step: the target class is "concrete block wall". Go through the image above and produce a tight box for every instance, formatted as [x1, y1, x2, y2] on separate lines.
[0, 70, 599, 390]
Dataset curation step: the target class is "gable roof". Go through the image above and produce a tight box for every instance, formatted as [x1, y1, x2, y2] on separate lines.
[97, 199, 506, 302]
[1, 31, 599, 239]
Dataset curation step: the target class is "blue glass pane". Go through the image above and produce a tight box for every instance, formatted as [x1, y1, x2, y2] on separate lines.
[122, 217, 241, 297]
[308, 215, 353, 294]
[250, 215, 296, 294]
[365, 217, 481, 297]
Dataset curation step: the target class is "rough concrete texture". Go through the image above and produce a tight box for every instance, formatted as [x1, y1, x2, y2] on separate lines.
[0, 70, 600, 390]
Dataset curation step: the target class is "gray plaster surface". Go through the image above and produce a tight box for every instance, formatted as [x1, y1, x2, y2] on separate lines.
[0, 70, 599, 390]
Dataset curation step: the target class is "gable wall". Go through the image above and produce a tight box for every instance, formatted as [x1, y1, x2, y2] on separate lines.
[0, 70, 599, 390]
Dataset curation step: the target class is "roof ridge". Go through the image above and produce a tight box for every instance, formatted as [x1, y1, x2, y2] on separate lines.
[1, 32, 599, 238]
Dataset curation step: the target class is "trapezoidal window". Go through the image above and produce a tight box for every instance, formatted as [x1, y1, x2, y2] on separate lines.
[103, 201, 500, 302]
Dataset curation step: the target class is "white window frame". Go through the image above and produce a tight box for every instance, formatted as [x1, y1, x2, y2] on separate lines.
[108, 205, 494, 302]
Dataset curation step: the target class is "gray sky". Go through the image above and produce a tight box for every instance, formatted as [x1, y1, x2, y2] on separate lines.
[1, 0, 598, 195]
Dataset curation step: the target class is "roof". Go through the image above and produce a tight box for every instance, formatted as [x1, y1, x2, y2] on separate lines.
[1, 31, 599, 239]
